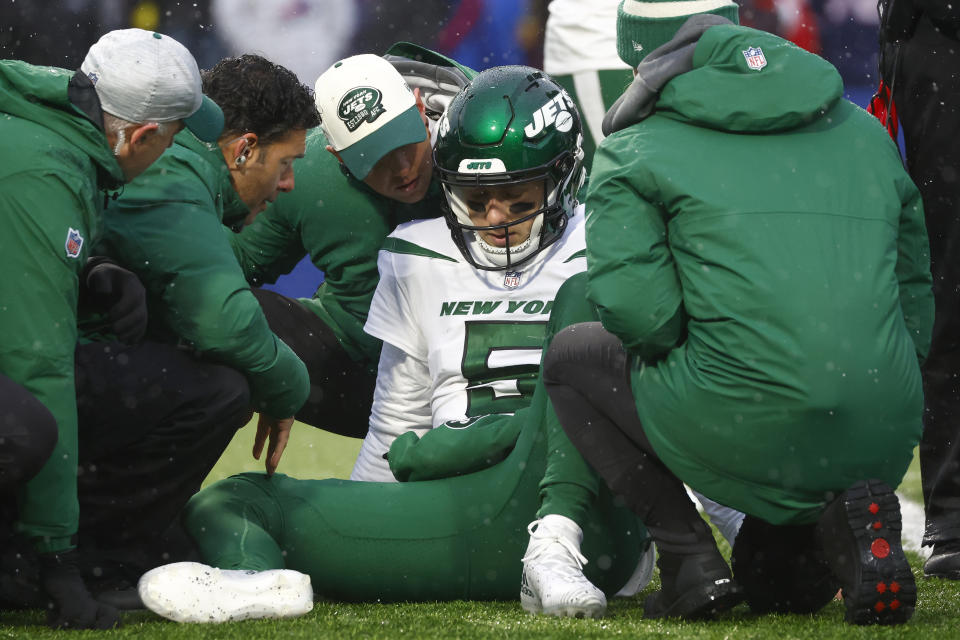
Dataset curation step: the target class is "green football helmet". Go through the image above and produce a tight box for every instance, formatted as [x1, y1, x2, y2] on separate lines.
[433, 65, 585, 270]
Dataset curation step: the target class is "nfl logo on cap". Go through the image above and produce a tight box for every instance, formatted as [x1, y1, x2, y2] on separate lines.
[742, 46, 767, 71]
[504, 271, 522, 289]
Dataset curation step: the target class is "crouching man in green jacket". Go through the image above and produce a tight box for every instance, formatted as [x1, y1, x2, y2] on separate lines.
[541, 0, 933, 627]
[96, 54, 320, 472]
[0, 28, 223, 629]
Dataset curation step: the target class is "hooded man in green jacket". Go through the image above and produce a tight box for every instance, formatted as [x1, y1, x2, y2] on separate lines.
[0, 28, 223, 629]
[541, 0, 933, 627]
[229, 45, 474, 435]
[96, 54, 320, 477]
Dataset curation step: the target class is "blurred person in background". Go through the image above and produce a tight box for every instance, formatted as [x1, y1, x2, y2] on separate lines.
[213, 0, 357, 85]
[538, 0, 633, 171]
[435, 0, 538, 69]
[348, 0, 457, 59]
[814, 0, 881, 91]
[739, 0, 822, 53]
[0, 1, 227, 69]
[876, 0, 960, 581]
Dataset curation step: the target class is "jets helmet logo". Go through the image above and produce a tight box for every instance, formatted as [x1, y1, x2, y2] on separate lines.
[524, 91, 576, 138]
[337, 87, 386, 132]
[742, 47, 767, 71]
[65, 227, 83, 258]
[458, 158, 507, 173]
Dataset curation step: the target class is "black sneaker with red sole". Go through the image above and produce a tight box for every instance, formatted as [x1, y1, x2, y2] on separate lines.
[815, 479, 916, 625]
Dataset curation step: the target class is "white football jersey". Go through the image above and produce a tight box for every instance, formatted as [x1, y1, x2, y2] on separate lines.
[351, 207, 587, 481]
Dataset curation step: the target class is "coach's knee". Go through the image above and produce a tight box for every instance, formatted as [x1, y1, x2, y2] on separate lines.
[0, 383, 58, 488]
[543, 321, 599, 389]
[204, 365, 253, 432]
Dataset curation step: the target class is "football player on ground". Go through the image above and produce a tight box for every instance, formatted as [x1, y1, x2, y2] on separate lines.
[133, 65, 652, 624]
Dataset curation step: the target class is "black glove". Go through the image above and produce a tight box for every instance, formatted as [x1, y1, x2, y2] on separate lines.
[39, 549, 120, 629]
[82, 257, 148, 344]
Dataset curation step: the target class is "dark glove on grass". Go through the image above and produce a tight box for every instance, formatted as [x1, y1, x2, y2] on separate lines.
[82, 257, 148, 344]
[39, 549, 120, 629]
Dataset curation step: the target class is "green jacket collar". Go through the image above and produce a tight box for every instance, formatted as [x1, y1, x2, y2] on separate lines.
[603, 18, 843, 135]
[0, 60, 124, 189]
[175, 130, 249, 228]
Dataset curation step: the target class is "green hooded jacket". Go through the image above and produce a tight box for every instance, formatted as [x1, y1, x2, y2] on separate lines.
[0, 60, 123, 552]
[585, 21, 934, 524]
[229, 44, 474, 363]
[97, 130, 309, 418]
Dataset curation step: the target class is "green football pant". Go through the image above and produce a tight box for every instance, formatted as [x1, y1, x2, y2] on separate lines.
[185, 385, 645, 600]
[536, 273, 606, 524]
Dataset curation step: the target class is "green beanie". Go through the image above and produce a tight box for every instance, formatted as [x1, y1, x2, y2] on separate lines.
[617, 0, 740, 68]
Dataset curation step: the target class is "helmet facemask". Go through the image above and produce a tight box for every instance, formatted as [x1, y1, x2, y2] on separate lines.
[438, 144, 583, 271]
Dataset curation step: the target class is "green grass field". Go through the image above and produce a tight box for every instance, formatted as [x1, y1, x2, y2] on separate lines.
[2, 421, 958, 639]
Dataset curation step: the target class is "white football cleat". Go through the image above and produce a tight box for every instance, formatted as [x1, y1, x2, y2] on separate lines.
[520, 514, 607, 618]
[137, 561, 313, 624]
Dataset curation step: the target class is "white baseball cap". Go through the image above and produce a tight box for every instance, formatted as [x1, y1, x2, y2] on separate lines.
[81, 28, 224, 142]
[315, 54, 427, 179]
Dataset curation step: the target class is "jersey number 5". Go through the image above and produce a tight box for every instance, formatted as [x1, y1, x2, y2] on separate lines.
[461, 320, 547, 417]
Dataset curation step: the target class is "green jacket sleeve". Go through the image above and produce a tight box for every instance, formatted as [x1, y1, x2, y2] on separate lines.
[103, 196, 309, 418]
[1, 173, 92, 553]
[895, 175, 935, 362]
[228, 199, 307, 287]
[584, 138, 686, 359]
[388, 412, 523, 482]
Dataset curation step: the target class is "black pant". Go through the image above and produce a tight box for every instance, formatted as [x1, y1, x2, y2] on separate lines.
[1, 341, 251, 601]
[72, 341, 251, 581]
[889, 13, 960, 545]
[541, 322, 715, 554]
[0, 374, 57, 493]
[0, 374, 58, 605]
[253, 288, 377, 437]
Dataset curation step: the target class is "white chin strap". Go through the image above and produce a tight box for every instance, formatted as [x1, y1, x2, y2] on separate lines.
[466, 215, 543, 268]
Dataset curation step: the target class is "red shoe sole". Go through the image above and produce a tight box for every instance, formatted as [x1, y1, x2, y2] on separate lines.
[825, 479, 916, 625]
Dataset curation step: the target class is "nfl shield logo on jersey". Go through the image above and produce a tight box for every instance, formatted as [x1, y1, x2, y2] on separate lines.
[504, 271, 522, 289]
[65, 227, 84, 258]
[742, 47, 767, 71]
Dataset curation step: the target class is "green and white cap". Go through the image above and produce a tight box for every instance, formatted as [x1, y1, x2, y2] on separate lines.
[314, 54, 426, 179]
[617, 0, 739, 68]
[81, 28, 224, 142]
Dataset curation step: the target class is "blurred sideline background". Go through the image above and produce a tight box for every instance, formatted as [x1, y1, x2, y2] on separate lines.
[0, 0, 887, 304]
[0, 0, 900, 484]
[0, 0, 886, 126]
